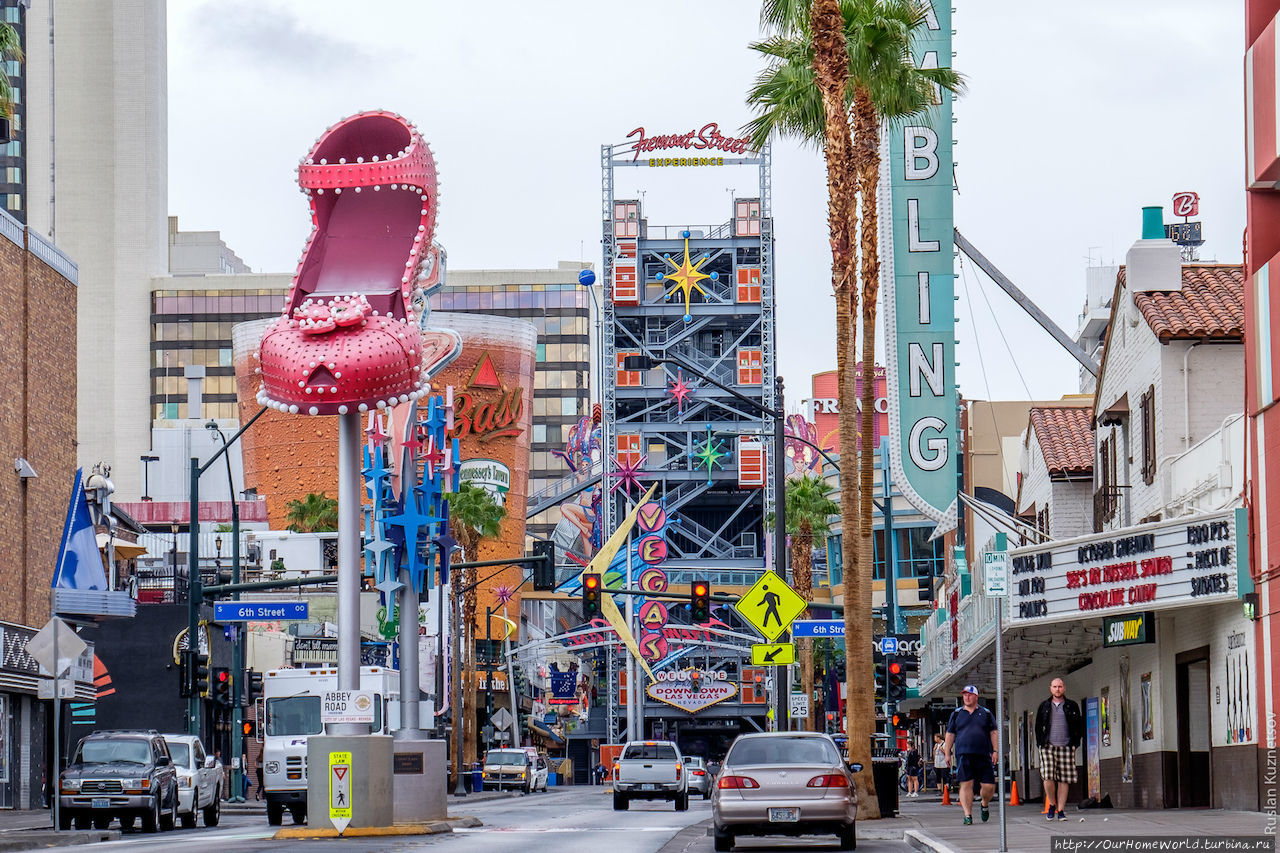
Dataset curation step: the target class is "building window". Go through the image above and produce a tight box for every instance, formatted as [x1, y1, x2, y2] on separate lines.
[737, 349, 763, 385]
[616, 351, 642, 386]
[1140, 384, 1156, 485]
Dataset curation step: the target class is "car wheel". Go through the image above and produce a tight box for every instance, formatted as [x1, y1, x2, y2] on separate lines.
[203, 786, 221, 827]
[713, 827, 734, 852]
[288, 804, 306, 825]
[142, 796, 160, 833]
[180, 807, 196, 829]
[524, 779, 531, 795]
[120, 815, 135, 832]
[266, 801, 284, 826]
[676, 792, 689, 811]
[613, 793, 628, 811]
[159, 796, 176, 832]
[58, 810, 73, 831]
[837, 823, 857, 850]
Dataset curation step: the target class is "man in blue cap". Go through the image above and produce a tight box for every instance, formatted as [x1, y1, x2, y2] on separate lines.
[942, 685, 998, 825]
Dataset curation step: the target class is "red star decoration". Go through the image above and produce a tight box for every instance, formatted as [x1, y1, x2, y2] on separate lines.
[364, 413, 388, 446]
[667, 370, 696, 414]
[421, 437, 447, 478]
[608, 453, 648, 496]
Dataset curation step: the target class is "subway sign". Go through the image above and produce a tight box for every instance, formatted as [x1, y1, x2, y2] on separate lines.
[1101, 612, 1156, 647]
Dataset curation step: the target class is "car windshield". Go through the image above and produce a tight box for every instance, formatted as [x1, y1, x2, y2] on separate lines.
[267, 696, 323, 736]
[623, 743, 677, 761]
[485, 750, 527, 765]
[76, 739, 151, 765]
[167, 743, 191, 766]
[727, 736, 841, 767]
[688, 757, 705, 768]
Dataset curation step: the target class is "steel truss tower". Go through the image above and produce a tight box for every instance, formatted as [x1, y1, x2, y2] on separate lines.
[600, 142, 777, 585]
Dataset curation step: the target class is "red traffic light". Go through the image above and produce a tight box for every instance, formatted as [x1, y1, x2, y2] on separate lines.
[584, 574, 600, 590]
[888, 661, 902, 675]
[693, 582, 708, 596]
[216, 670, 230, 683]
[892, 713, 903, 727]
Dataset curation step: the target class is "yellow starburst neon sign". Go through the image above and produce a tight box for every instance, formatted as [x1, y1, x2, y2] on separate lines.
[658, 230, 717, 321]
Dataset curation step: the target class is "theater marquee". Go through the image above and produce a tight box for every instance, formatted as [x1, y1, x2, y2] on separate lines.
[1007, 510, 1238, 628]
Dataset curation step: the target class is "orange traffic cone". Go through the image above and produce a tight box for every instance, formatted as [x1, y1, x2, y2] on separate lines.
[942, 785, 951, 805]
[1009, 780, 1020, 807]
[1042, 797, 1051, 814]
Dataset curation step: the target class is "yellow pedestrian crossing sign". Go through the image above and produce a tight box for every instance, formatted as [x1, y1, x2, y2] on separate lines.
[752, 643, 796, 666]
[735, 571, 807, 642]
[328, 751, 352, 834]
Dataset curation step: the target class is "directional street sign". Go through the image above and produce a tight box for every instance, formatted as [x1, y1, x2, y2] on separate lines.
[790, 619, 844, 638]
[328, 751, 352, 834]
[491, 707, 513, 732]
[751, 643, 796, 666]
[213, 601, 309, 622]
[735, 571, 807, 642]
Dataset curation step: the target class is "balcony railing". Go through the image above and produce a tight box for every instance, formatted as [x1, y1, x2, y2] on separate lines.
[1092, 485, 1125, 531]
[1162, 414, 1244, 515]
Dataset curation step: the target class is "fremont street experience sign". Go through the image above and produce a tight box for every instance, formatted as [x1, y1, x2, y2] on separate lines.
[1006, 510, 1237, 628]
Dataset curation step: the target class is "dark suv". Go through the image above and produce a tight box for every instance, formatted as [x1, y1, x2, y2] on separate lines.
[58, 730, 179, 832]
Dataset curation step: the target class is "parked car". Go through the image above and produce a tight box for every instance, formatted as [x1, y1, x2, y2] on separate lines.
[711, 732, 861, 851]
[58, 730, 179, 833]
[687, 756, 713, 799]
[162, 734, 222, 828]
[482, 748, 539, 793]
[613, 740, 688, 811]
[531, 755, 550, 792]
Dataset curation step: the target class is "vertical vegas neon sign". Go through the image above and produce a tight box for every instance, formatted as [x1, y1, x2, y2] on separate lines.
[882, 0, 958, 531]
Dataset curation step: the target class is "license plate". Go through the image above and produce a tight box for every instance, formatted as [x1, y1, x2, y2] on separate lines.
[769, 807, 799, 822]
[92, 798, 110, 809]
[640, 783, 655, 791]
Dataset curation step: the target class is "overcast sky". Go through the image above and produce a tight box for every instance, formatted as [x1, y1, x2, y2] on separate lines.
[168, 1, 1243, 409]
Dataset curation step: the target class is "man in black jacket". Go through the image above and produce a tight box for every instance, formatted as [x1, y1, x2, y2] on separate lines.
[1034, 678, 1084, 821]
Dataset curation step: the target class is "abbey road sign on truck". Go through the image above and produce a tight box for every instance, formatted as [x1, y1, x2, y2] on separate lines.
[322, 690, 376, 725]
[213, 601, 308, 622]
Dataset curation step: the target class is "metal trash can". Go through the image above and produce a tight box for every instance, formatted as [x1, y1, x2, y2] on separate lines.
[871, 756, 899, 818]
[470, 763, 484, 793]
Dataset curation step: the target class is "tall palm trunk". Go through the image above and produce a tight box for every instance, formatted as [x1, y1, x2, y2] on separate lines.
[450, 567, 463, 790]
[853, 83, 885, 817]
[463, 572, 479, 767]
[808, 0, 877, 818]
[792, 525, 815, 732]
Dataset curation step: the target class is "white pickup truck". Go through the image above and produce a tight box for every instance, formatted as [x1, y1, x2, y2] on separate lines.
[612, 740, 688, 811]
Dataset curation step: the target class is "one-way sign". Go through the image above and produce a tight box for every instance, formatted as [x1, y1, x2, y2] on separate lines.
[213, 601, 308, 622]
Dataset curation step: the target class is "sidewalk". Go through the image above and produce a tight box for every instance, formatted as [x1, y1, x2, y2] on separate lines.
[896, 791, 1274, 853]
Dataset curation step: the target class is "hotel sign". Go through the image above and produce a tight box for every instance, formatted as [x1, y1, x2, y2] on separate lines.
[1008, 510, 1236, 628]
[883, 1, 959, 532]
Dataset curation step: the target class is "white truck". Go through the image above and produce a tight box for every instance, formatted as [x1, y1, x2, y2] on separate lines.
[256, 666, 400, 826]
[612, 740, 689, 811]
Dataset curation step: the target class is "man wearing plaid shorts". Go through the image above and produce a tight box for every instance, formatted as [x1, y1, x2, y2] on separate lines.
[1034, 677, 1084, 821]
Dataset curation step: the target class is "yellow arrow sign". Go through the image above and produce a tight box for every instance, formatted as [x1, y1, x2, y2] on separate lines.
[751, 643, 796, 666]
[735, 571, 807, 642]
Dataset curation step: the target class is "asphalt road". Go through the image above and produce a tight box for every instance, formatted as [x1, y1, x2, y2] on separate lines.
[58, 789, 914, 852]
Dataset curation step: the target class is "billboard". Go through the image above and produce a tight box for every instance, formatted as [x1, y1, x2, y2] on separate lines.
[882, 1, 958, 531]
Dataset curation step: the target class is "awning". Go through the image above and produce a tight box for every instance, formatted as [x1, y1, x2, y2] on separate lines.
[97, 534, 147, 559]
[1098, 392, 1129, 426]
[526, 717, 565, 744]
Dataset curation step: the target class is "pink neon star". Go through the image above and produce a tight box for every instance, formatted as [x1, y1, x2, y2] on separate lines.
[667, 370, 696, 414]
[421, 437, 447, 478]
[364, 413, 388, 446]
[492, 584, 516, 607]
[608, 453, 648, 496]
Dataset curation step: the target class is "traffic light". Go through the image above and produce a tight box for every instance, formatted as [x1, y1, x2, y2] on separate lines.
[873, 658, 887, 697]
[178, 650, 192, 698]
[690, 579, 711, 622]
[532, 540, 557, 591]
[193, 652, 211, 697]
[582, 573, 602, 619]
[212, 667, 232, 706]
[246, 670, 264, 706]
[891, 712, 905, 729]
[887, 657, 906, 701]
[242, 719, 257, 738]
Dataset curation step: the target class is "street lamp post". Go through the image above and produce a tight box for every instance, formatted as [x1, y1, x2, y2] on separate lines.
[207, 421, 246, 802]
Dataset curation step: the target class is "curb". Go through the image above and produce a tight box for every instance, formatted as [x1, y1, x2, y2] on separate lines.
[272, 815, 481, 840]
[904, 829, 956, 853]
[0, 830, 120, 851]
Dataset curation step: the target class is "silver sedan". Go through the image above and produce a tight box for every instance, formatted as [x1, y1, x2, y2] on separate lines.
[711, 732, 860, 851]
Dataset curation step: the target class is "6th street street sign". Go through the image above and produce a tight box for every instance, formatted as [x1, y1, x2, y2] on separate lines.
[213, 601, 308, 622]
[735, 571, 807, 642]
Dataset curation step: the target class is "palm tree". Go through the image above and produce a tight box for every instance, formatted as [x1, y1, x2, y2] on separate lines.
[0, 24, 22, 122]
[747, 0, 962, 818]
[284, 492, 338, 532]
[445, 483, 506, 776]
[783, 475, 839, 730]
